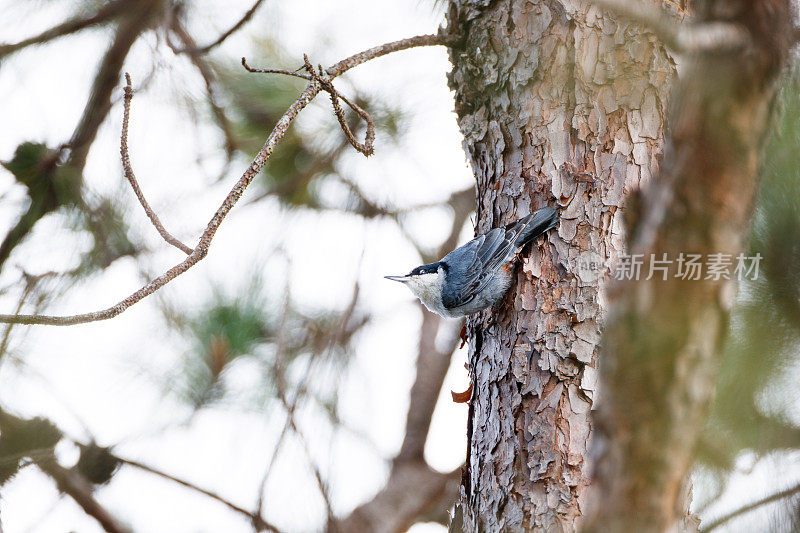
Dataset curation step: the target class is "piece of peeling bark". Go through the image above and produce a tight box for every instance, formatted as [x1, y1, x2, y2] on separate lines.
[452, 383, 473, 403]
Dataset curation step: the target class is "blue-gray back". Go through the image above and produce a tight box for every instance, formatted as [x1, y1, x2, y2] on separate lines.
[440, 207, 557, 310]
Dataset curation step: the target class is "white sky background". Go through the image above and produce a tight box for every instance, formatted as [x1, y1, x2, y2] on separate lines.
[0, 1, 798, 532]
[0, 0, 472, 531]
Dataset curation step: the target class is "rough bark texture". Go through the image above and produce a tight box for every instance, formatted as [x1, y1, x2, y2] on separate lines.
[587, 1, 795, 531]
[445, 0, 674, 530]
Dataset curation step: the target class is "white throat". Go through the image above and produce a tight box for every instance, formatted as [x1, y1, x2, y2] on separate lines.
[405, 270, 447, 316]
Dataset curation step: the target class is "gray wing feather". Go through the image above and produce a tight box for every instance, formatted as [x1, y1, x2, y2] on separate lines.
[441, 208, 557, 309]
[441, 226, 521, 308]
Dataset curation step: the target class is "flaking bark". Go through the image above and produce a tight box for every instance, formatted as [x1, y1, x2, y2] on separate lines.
[446, 0, 674, 529]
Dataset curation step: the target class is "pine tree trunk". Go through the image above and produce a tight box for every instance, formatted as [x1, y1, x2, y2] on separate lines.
[445, 1, 674, 529]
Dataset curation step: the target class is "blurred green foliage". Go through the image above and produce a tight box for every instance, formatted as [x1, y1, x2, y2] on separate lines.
[220, 60, 323, 206]
[697, 69, 800, 508]
[0, 142, 82, 269]
[178, 285, 272, 408]
[0, 413, 62, 487]
[75, 442, 120, 485]
[75, 198, 138, 273]
[1, 142, 137, 277]
[171, 278, 367, 410]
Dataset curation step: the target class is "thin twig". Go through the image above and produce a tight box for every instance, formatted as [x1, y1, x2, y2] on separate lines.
[68, 0, 159, 172]
[701, 481, 800, 532]
[121, 74, 193, 255]
[279, 394, 337, 531]
[303, 55, 375, 156]
[0, 33, 446, 326]
[245, 55, 376, 156]
[172, 0, 268, 55]
[241, 57, 313, 81]
[115, 455, 280, 532]
[253, 283, 361, 530]
[169, 19, 239, 168]
[252, 259, 295, 528]
[0, 272, 52, 366]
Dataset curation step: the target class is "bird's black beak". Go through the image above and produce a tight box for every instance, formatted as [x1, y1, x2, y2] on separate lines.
[384, 275, 409, 283]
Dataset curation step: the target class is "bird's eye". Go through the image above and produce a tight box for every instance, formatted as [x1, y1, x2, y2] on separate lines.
[410, 266, 436, 276]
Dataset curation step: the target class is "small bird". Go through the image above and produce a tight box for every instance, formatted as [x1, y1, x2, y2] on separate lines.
[386, 207, 558, 317]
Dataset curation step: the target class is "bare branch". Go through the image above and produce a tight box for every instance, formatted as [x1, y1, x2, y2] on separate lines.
[67, 0, 160, 172]
[0, 33, 447, 326]
[169, 19, 239, 166]
[115, 455, 280, 532]
[303, 55, 375, 156]
[36, 459, 132, 533]
[592, 0, 748, 53]
[0, 0, 130, 61]
[171, 0, 268, 55]
[254, 283, 361, 530]
[701, 481, 800, 532]
[121, 74, 193, 255]
[326, 33, 448, 77]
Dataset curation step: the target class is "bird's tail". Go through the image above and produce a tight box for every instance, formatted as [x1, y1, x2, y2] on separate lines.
[511, 207, 559, 248]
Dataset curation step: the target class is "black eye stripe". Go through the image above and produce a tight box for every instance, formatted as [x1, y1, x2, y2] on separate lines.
[410, 262, 444, 276]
